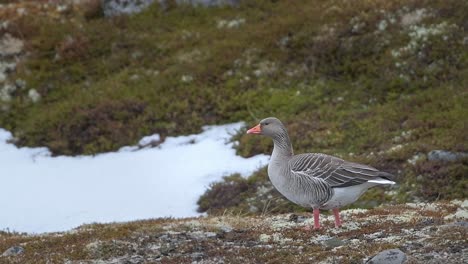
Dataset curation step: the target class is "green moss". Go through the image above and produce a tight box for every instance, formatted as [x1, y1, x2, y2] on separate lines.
[2, 0, 466, 156]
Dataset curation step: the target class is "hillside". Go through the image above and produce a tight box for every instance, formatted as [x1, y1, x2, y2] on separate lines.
[1, 1, 466, 210]
[0, 0, 467, 257]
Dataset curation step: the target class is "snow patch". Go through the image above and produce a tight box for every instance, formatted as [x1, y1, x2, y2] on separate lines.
[0, 122, 269, 233]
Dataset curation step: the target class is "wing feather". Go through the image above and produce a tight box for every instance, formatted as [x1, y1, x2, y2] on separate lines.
[289, 153, 394, 188]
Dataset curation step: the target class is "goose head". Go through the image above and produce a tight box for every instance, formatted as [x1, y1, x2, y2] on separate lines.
[246, 117, 285, 138]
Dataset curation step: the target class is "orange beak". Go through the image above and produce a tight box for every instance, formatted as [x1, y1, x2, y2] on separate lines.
[246, 124, 262, 134]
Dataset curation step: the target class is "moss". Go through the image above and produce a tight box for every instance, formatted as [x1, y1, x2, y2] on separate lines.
[0, 0, 466, 210]
[2, 0, 466, 156]
[413, 158, 468, 201]
[197, 169, 307, 215]
[197, 174, 251, 214]
[0, 201, 465, 263]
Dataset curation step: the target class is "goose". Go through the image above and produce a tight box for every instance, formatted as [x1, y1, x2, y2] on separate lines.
[246, 117, 395, 229]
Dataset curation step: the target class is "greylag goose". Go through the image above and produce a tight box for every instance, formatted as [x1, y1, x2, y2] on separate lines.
[246, 117, 395, 229]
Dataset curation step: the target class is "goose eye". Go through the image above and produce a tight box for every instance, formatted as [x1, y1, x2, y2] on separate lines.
[264, 122, 269, 126]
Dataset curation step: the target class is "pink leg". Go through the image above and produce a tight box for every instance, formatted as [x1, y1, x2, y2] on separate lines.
[313, 208, 321, 229]
[333, 208, 342, 228]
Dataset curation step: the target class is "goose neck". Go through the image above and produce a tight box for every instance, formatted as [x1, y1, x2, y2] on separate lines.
[271, 133, 293, 160]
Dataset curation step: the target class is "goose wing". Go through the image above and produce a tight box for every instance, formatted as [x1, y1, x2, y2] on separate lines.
[289, 153, 393, 188]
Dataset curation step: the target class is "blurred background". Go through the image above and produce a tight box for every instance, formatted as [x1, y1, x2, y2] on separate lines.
[0, 0, 466, 221]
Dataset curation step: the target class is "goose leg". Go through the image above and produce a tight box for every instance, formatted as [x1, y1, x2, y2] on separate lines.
[332, 208, 342, 228]
[304, 208, 321, 230]
[313, 208, 321, 229]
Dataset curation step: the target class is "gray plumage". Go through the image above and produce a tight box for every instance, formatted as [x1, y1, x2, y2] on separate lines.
[247, 117, 395, 228]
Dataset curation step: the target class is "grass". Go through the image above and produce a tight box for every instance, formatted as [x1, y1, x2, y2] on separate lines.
[0, 0, 466, 208]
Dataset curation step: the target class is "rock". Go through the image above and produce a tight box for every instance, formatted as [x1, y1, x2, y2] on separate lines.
[102, 0, 156, 17]
[95, 254, 144, 264]
[0, 62, 16, 82]
[181, 75, 193, 83]
[259, 234, 271, 242]
[1, 246, 24, 257]
[367, 249, 407, 264]
[28, 89, 41, 103]
[323, 237, 345, 248]
[364, 231, 385, 239]
[131, 51, 143, 59]
[450, 221, 468, 227]
[218, 224, 233, 233]
[427, 150, 468, 162]
[0, 33, 24, 57]
[400, 8, 429, 28]
[217, 18, 246, 29]
[14, 79, 26, 89]
[163, 0, 239, 10]
[288, 214, 299, 222]
[85, 241, 102, 256]
[175, 0, 239, 7]
[0, 83, 16, 102]
[129, 74, 140, 81]
[249, 205, 259, 213]
[102, 0, 240, 17]
[188, 231, 217, 240]
[138, 134, 161, 148]
[444, 206, 468, 221]
[191, 252, 205, 260]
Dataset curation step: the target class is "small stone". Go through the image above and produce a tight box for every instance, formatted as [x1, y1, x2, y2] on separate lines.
[218, 225, 233, 233]
[428, 150, 468, 162]
[449, 221, 468, 227]
[0, 62, 16, 82]
[217, 18, 246, 29]
[388, 144, 404, 153]
[323, 237, 345, 248]
[184, 220, 202, 228]
[85, 241, 102, 255]
[0, 83, 16, 102]
[138, 134, 161, 147]
[0, 33, 24, 56]
[188, 231, 216, 240]
[249, 205, 258, 213]
[102, 0, 156, 17]
[288, 214, 307, 223]
[278, 36, 290, 48]
[56, 5, 70, 13]
[181, 75, 193, 83]
[444, 207, 468, 220]
[129, 74, 140, 81]
[377, 19, 388, 31]
[364, 231, 385, 239]
[1, 246, 24, 257]
[289, 214, 298, 222]
[16, 8, 27, 16]
[259, 234, 271, 242]
[401, 9, 428, 28]
[15, 79, 26, 89]
[28, 89, 41, 103]
[191, 252, 205, 260]
[367, 249, 407, 264]
[131, 51, 143, 59]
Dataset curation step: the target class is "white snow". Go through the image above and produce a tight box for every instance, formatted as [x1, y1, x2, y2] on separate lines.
[0, 122, 269, 234]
